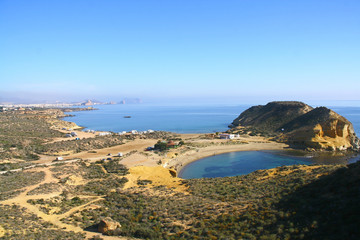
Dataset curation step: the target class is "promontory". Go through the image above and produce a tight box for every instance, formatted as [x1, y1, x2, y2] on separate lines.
[229, 101, 360, 151]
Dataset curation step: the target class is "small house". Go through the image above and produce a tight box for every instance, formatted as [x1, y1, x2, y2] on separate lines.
[56, 157, 63, 161]
[70, 132, 77, 137]
[117, 152, 123, 157]
[219, 134, 235, 139]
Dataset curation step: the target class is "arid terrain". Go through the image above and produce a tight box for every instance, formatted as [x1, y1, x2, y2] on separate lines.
[1, 108, 359, 239]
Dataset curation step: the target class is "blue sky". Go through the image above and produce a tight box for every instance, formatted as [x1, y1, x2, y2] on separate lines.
[0, 0, 359, 104]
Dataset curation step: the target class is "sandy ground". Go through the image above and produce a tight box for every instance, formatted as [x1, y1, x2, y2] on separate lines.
[124, 166, 188, 193]
[48, 129, 103, 143]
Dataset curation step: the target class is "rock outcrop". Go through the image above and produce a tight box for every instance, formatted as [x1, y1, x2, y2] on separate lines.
[98, 217, 121, 235]
[230, 101, 359, 151]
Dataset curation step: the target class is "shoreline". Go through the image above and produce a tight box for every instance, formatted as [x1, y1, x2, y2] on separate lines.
[166, 137, 288, 175]
[51, 110, 359, 179]
[55, 112, 289, 172]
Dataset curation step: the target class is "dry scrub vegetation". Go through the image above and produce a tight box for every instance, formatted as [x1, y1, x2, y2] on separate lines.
[60, 162, 360, 240]
[1, 157, 360, 239]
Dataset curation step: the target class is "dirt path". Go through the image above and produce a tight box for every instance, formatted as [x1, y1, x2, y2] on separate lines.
[0, 167, 127, 239]
[1, 168, 82, 230]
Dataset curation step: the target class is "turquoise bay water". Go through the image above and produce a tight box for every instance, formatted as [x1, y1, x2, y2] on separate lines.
[178, 151, 313, 179]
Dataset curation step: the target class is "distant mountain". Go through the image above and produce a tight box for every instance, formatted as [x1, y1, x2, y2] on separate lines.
[230, 101, 360, 151]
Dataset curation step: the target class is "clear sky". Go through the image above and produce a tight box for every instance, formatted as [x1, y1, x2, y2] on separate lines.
[1, 0, 359, 104]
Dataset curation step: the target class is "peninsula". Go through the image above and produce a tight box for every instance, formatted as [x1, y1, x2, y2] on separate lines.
[229, 101, 360, 151]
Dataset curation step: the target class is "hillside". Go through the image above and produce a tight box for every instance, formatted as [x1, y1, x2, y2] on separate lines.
[2, 159, 360, 239]
[230, 101, 360, 151]
[1, 106, 360, 239]
[229, 101, 313, 133]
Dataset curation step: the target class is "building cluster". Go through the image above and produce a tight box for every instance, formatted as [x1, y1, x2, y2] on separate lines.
[0, 106, 33, 112]
[118, 129, 155, 135]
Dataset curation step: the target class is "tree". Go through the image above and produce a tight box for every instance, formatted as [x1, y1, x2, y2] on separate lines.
[154, 141, 168, 151]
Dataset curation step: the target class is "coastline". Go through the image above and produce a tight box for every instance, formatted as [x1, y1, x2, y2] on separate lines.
[51, 109, 358, 178]
[54, 112, 289, 176]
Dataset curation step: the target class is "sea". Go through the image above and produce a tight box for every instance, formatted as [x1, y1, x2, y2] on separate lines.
[64, 103, 360, 136]
[64, 104, 248, 134]
[64, 103, 360, 178]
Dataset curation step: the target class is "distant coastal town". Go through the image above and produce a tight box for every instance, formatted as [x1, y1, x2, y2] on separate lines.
[0, 98, 142, 109]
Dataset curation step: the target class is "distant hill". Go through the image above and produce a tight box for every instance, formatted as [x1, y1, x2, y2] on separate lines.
[230, 101, 360, 151]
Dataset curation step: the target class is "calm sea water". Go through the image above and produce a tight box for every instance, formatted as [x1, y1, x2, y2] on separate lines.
[178, 151, 312, 179]
[64, 104, 249, 133]
[64, 104, 360, 135]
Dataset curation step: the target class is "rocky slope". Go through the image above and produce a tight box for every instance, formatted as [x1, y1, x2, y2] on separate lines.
[230, 101, 359, 151]
[230, 101, 313, 132]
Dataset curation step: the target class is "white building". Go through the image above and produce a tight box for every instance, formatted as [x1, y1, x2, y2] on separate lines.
[219, 134, 235, 139]
[99, 132, 111, 136]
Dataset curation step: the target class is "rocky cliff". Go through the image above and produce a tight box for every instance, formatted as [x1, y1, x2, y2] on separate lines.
[230, 101, 359, 151]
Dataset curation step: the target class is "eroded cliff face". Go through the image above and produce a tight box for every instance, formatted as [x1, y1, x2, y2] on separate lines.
[230, 102, 360, 151]
[280, 115, 359, 151]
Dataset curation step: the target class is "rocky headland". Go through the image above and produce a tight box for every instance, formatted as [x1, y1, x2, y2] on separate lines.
[229, 101, 360, 151]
